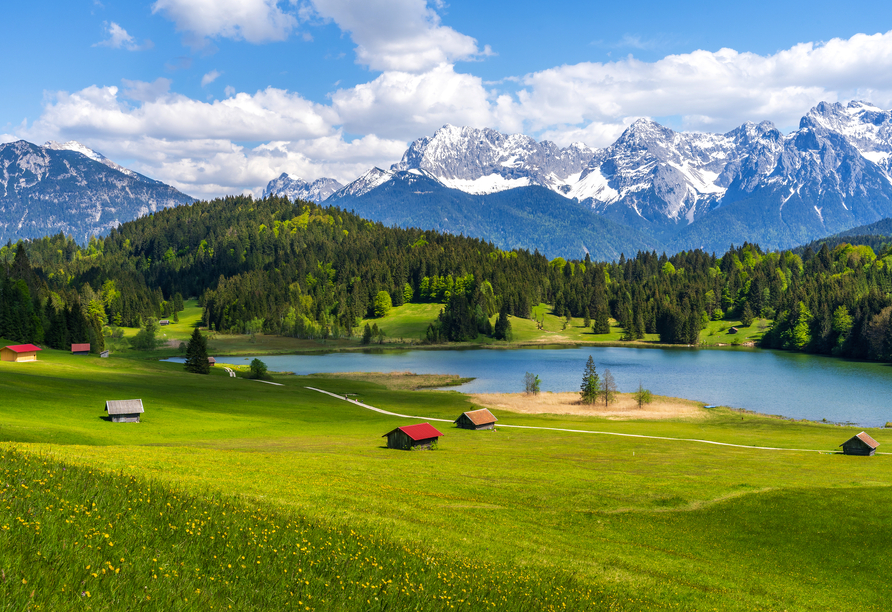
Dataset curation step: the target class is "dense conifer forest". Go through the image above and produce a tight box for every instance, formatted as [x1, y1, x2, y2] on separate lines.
[3, 194, 892, 363]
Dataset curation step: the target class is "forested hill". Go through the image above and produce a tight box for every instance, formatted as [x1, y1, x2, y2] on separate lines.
[3, 194, 892, 365]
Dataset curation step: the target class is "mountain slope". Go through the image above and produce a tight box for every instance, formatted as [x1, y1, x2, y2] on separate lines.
[262, 173, 343, 203]
[0, 140, 195, 243]
[330, 170, 656, 260]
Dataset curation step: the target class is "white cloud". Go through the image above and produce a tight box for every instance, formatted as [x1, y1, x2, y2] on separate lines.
[16, 30, 892, 198]
[94, 21, 151, 51]
[0, 133, 18, 144]
[330, 63, 493, 139]
[152, 0, 298, 44]
[31, 85, 337, 142]
[505, 31, 892, 144]
[201, 70, 222, 87]
[308, 0, 488, 72]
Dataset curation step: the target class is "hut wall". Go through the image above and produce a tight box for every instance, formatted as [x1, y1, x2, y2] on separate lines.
[842, 440, 875, 456]
[386, 430, 412, 450]
[111, 414, 141, 423]
[1, 350, 37, 362]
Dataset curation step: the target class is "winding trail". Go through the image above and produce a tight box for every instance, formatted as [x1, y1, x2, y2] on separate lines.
[304, 386, 871, 454]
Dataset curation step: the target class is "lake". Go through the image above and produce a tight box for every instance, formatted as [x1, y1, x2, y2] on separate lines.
[170, 346, 892, 427]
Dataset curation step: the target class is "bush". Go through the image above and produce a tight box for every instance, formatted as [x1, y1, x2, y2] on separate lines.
[249, 358, 270, 380]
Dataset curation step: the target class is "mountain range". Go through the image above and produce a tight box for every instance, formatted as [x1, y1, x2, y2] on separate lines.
[267, 100, 892, 257]
[3, 100, 892, 259]
[0, 140, 194, 244]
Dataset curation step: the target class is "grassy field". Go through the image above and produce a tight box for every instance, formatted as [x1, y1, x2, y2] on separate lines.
[109, 300, 771, 360]
[1, 344, 890, 610]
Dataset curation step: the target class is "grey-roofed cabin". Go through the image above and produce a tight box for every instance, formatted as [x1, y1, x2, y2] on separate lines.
[105, 399, 144, 423]
[840, 431, 879, 456]
[455, 408, 498, 430]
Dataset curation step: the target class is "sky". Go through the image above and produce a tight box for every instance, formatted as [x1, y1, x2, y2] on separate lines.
[2, 0, 892, 199]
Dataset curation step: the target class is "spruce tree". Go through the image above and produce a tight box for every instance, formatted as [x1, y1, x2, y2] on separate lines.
[493, 304, 511, 340]
[184, 328, 210, 374]
[580, 356, 600, 405]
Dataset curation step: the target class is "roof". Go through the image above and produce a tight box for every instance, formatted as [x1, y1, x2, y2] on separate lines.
[71, 343, 90, 352]
[840, 431, 879, 449]
[3, 344, 42, 353]
[106, 399, 145, 415]
[208, 357, 217, 363]
[456, 408, 498, 426]
[382, 423, 444, 441]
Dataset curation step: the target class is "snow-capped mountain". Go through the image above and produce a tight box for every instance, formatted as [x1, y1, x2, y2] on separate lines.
[329, 101, 892, 252]
[262, 173, 343, 203]
[0, 140, 195, 243]
[391, 124, 596, 194]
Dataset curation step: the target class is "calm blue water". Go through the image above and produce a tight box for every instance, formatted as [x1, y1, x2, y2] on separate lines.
[168, 347, 892, 427]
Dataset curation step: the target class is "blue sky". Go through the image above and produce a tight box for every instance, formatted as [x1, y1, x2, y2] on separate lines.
[2, 0, 892, 198]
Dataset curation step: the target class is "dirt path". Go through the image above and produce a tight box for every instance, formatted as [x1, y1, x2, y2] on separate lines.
[304, 386, 861, 454]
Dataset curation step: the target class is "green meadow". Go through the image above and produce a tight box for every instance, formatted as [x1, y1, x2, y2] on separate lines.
[1, 345, 890, 610]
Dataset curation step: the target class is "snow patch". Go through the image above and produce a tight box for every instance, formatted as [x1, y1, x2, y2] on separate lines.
[438, 174, 532, 194]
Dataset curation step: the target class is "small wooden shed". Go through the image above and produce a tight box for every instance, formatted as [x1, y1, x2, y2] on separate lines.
[100, 350, 110, 358]
[728, 327, 739, 334]
[840, 431, 880, 456]
[159, 320, 170, 326]
[207, 356, 217, 366]
[105, 399, 145, 423]
[455, 408, 498, 430]
[1, 344, 42, 363]
[71, 343, 90, 355]
[382, 423, 444, 450]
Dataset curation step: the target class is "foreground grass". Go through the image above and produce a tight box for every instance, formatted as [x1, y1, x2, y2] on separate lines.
[1, 348, 890, 610]
[0, 449, 605, 611]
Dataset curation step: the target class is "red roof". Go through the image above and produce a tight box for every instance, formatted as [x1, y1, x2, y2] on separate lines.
[382, 423, 444, 441]
[3, 344, 42, 353]
[71, 343, 90, 352]
[855, 431, 880, 449]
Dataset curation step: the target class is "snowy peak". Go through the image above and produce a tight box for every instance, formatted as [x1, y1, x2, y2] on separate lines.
[333, 167, 396, 199]
[262, 173, 343, 203]
[391, 124, 596, 194]
[44, 140, 143, 180]
[800, 101, 892, 175]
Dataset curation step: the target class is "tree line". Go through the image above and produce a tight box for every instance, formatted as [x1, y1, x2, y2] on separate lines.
[3, 194, 892, 364]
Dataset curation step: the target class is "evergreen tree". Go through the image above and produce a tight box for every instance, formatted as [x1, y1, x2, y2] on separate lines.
[580, 356, 600, 405]
[493, 304, 511, 340]
[184, 328, 210, 374]
[361, 323, 373, 345]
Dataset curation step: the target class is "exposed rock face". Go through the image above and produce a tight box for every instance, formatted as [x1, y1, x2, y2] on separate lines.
[261, 173, 343, 203]
[0, 140, 195, 243]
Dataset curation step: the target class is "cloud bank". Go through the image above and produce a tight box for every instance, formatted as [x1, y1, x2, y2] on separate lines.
[16, 1, 892, 199]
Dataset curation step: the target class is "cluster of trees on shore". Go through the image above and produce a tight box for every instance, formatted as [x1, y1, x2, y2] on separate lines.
[3, 193, 892, 364]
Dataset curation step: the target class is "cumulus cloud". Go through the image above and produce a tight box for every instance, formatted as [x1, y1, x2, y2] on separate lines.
[94, 22, 152, 51]
[331, 63, 493, 139]
[506, 31, 892, 144]
[201, 70, 222, 86]
[0, 133, 19, 144]
[16, 30, 892, 197]
[152, 0, 298, 44]
[309, 0, 488, 72]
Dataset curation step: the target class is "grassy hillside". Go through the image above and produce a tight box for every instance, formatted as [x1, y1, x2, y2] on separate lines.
[1, 347, 890, 610]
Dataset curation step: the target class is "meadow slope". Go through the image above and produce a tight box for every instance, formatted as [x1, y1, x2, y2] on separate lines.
[1, 346, 890, 610]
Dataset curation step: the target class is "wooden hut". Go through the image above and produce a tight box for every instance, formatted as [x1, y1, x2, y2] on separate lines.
[840, 431, 880, 456]
[159, 320, 170, 326]
[100, 350, 110, 358]
[728, 327, 739, 334]
[105, 399, 144, 423]
[1, 344, 42, 363]
[382, 423, 444, 450]
[71, 343, 90, 355]
[455, 408, 498, 430]
[207, 356, 217, 366]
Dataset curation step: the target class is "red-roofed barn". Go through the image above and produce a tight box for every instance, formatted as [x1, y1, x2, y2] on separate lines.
[1, 344, 42, 363]
[71, 343, 90, 355]
[382, 423, 444, 450]
[840, 431, 880, 456]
